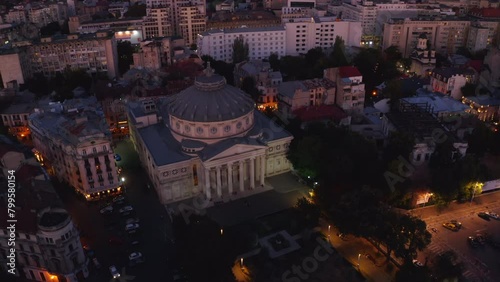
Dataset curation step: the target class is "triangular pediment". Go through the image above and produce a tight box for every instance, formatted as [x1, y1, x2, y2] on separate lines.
[204, 143, 266, 162]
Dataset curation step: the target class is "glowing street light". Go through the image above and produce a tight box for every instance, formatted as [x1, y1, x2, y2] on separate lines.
[121, 177, 125, 182]
[220, 228, 223, 235]
[240, 258, 244, 268]
[328, 225, 331, 234]
[358, 253, 361, 268]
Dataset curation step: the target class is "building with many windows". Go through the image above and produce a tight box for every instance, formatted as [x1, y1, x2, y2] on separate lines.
[430, 67, 476, 100]
[0, 143, 88, 282]
[143, 6, 173, 39]
[0, 30, 119, 83]
[198, 26, 286, 63]
[128, 65, 293, 204]
[29, 97, 122, 200]
[324, 66, 365, 116]
[178, 4, 207, 46]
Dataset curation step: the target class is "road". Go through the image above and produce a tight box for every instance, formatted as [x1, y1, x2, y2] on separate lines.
[413, 190, 500, 282]
[54, 140, 174, 282]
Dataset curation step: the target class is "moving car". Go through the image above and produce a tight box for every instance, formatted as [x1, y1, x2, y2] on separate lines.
[450, 220, 462, 229]
[412, 260, 424, 267]
[109, 265, 120, 279]
[478, 212, 490, 220]
[100, 206, 113, 215]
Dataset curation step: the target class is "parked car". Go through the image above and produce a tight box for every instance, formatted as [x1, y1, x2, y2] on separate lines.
[126, 217, 140, 225]
[112, 195, 126, 203]
[442, 222, 459, 231]
[129, 252, 145, 266]
[468, 236, 479, 247]
[125, 223, 140, 233]
[450, 220, 462, 229]
[100, 206, 113, 215]
[114, 154, 121, 161]
[119, 206, 133, 213]
[478, 212, 490, 220]
[486, 212, 500, 220]
[412, 260, 424, 267]
[92, 258, 101, 269]
[109, 265, 120, 278]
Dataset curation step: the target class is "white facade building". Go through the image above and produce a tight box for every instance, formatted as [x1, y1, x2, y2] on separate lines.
[128, 66, 293, 204]
[283, 16, 361, 56]
[198, 27, 286, 63]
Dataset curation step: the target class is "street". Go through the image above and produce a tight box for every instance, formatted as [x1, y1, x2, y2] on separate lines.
[54, 140, 174, 282]
[414, 191, 500, 282]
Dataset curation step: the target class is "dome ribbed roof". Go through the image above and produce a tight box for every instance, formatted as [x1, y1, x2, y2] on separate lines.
[168, 66, 255, 122]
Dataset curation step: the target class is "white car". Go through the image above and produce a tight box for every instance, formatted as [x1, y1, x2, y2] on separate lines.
[413, 260, 424, 267]
[119, 206, 133, 213]
[487, 212, 500, 220]
[109, 265, 120, 279]
[113, 195, 125, 203]
[100, 206, 113, 214]
[129, 252, 143, 261]
[126, 217, 140, 225]
[125, 223, 139, 232]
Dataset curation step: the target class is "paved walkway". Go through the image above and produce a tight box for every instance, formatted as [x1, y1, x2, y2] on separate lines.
[318, 219, 397, 282]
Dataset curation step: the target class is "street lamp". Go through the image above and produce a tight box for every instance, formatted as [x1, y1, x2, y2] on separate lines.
[240, 258, 244, 269]
[328, 225, 331, 234]
[358, 253, 361, 268]
[220, 228, 223, 235]
[121, 177, 125, 182]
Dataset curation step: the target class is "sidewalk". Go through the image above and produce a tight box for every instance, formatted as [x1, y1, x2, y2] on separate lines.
[319, 218, 397, 282]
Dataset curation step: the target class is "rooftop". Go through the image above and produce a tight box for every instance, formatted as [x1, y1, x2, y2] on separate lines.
[403, 89, 469, 114]
[201, 26, 285, 36]
[431, 67, 475, 79]
[292, 105, 347, 122]
[463, 95, 500, 106]
[338, 66, 362, 78]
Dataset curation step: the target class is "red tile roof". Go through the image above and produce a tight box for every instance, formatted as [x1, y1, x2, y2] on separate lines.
[338, 66, 362, 78]
[467, 60, 483, 73]
[293, 105, 348, 122]
[469, 8, 500, 18]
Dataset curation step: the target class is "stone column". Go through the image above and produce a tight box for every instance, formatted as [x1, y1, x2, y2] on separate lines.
[260, 155, 265, 186]
[227, 162, 233, 194]
[216, 166, 222, 197]
[204, 168, 211, 199]
[250, 157, 255, 189]
[239, 160, 244, 192]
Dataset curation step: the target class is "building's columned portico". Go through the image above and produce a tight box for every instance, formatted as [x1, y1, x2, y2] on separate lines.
[202, 154, 267, 200]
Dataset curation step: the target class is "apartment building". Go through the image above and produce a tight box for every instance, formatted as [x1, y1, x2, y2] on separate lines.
[29, 97, 122, 200]
[198, 27, 286, 63]
[282, 16, 362, 56]
[0, 91, 36, 140]
[324, 66, 365, 116]
[208, 10, 281, 30]
[28, 3, 68, 27]
[14, 30, 118, 79]
[234, 60, 283, 110]
[4, 8, 27, 24]
[133, 36, 185, 69]
[430, 67, 476, 100]
[278, 77, 336, 119]
[178, 4, 207, 46]
[383, 17, 472, 57]
[466, 21, 499, 52]
[143, 6, 173, 39]
[0, 48, 32, 88]
[0, 144, 88, 282]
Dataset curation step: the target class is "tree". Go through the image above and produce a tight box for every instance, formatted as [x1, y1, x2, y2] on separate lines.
[189, 43, 197, 51]
[460, 83, 477, 97]
[124, 4, 146, 18]
[287, 135, 324, 179]
[330, 36, 349, 67]
[305, 47, 324, 66]
[117, 41, 135, 75]
[240, 76, 261, 102]
[396, 261, 432, 282]
[40, 22, 60, 37]
[383, 131, 416, 163]
[268, 53, 280, 71]
[293, 197, 321, 229]
[52, 68, 92, 101]
[232, 36, 249, 64]
[384, 46, 402, 62]
[23, 73, 50, 97]
[432, 251, 463, 281]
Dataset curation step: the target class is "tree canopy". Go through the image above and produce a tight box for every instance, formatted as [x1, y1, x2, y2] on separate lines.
[117, 41, 136, 75]
[232, 36, 249, 64]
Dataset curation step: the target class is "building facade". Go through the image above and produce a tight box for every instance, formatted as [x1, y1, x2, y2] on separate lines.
[29, 97, 122, 200]
[128, 66, 293, 204]
[324, 66, 365, 116]
[430, 67, 476, 100]
[197, 27, 286, 63]
[410, 34, 436, 77]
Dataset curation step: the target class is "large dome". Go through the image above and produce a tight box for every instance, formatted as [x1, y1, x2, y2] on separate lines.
[167, 65, 256, 144]
[168, 67, 255, 122]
